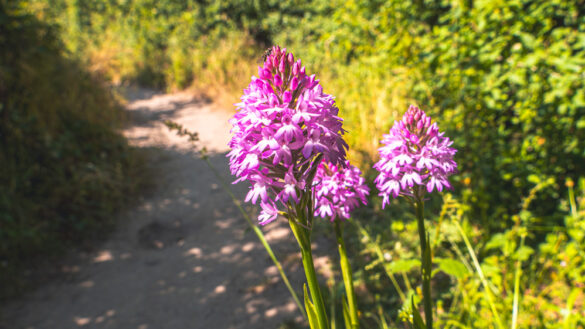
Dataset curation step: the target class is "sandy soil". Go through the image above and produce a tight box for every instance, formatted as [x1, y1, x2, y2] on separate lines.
[0, 88, 334, 329]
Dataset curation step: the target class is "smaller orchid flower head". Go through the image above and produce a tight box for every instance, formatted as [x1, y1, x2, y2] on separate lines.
[374, 105, 457, 208]
[313, 160, 370, 221]
[228, 46, 348, 225]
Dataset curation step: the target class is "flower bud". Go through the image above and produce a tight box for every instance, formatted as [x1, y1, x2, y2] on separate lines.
[258, 67, 272, 80]
[292, 62, 299, 76]
[290, 77, 299, 90]
[279, 57, 286, 73]
[274, 74, 283, 87]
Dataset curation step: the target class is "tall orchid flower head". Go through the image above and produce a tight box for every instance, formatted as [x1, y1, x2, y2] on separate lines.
[313, 160, 369, 221]
[228, 46, 348, 225]
[374, 105, 457, 208]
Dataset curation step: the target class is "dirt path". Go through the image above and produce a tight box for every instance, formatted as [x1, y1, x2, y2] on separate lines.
[1, 88, 334, 329]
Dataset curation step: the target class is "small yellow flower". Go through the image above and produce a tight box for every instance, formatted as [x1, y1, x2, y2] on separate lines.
[566, 178, 574, 188]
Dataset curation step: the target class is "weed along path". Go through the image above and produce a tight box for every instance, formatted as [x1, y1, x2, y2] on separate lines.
[0, 88, 336, 329]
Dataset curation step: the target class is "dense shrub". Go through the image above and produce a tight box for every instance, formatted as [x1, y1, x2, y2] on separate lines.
[24, 0, 323, 89]
[271, 0, 585, 228]
[0, 1, 144, 280]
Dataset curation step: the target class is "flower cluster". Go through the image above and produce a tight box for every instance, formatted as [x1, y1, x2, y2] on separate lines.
[374, 105, 457, 208]
[313, 161, 369, 221]
[228, 46, 348, 225]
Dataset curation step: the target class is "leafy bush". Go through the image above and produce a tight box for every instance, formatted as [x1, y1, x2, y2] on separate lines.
[277, 0, 585, 228]
[0, 1, 146, 292]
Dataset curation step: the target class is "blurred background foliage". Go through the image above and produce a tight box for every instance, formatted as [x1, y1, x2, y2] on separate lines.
[3, 0, 585, 327]
[0, 0, 148, 296]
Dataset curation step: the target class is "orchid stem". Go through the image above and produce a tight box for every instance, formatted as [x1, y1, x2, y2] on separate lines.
[335, 220, 359, 329]
[415, 197, 433, 329]
[290, 218, 330, 329]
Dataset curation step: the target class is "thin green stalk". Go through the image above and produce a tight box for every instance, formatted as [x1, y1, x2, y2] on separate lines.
[376, 295, 390, 329]
[382, 264, 407, 303]
[400, 272, 413, 294]
[328, 276, 336, 329]
[290, 218, 330, 329]
[568, 182, 578, 217]
[302, 247, 329, 329]
[453, 220, 503, 329]
[415, 198, 433, 329]
[335, 220, 359, 329]
[447, 286, 461, 317]
[350, 218, 407, 302]
[511, 234, 525, 329]
[204, 158, 306, 320]
[446, 235, 474, 274]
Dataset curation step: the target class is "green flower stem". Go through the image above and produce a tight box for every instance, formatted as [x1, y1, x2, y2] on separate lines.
[302, 246, 329, 329]
[290, 218, 329, 329]
[453, 220, 503, 329]
[415, 197, 433, 329]
[401, 272, 413, 293]
[511, 233, 526, 329]
[335, 220, 359, 329]
[328, 275, 337, 329]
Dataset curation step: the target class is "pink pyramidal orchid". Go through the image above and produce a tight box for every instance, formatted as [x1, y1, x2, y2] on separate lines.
[228, 46, 348, 225]
[374, 105, 457, 208]
[313, 160, 369, 221]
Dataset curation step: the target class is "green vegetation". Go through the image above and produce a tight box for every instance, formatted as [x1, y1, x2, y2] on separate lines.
[0, 1, 147, 296]
[26, 0, 584, 222]
[8, 0, 585, 327]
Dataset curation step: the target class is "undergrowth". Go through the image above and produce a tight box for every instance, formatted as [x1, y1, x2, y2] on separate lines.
[0, 1, 149, 298]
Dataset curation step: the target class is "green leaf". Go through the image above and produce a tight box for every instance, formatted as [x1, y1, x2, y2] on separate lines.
[436, 258, 469, 279]
[516, 32, 536, 49]
[304, 284, 319, 329]
[385, 259, 421, 274]
[342, 299, 351, 329]
[515, 245, 534, 261]
[411, 297, 427, 329]
[565, 288, 581, 328]
[485, 233, 506, 250]
[527, 174, 541, 184]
